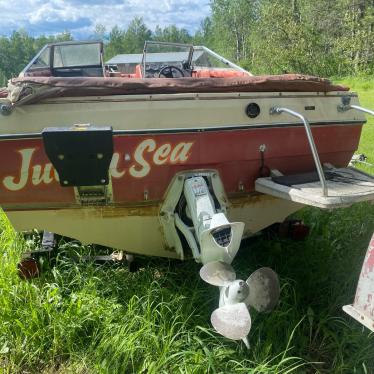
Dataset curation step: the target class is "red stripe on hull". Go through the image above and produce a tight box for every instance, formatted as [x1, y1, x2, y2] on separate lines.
[0, 124, 362, 207]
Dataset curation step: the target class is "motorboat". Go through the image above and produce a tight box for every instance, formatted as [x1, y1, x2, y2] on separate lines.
[1, 40, 373, 346]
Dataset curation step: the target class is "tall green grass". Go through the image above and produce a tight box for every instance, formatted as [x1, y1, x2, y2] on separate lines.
[0, 78, 373, 373]
[337, 77, 374, 173]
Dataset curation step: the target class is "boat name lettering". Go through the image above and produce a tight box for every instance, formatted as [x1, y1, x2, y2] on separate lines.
[2, 139, 194, 191]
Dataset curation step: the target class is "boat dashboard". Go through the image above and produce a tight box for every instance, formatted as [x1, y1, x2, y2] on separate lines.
[143, 62, 192, 78]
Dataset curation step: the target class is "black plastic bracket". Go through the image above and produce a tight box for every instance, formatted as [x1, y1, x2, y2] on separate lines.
[42, 125, 113, 187]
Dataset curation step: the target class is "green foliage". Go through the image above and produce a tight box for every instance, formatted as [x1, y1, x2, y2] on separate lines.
[104, 20, 191, 61]
[208, 0, 374, 76]
[0, 31, 72, 86]
[209, 0, 257, 62]
[122, 17, 152, 54]
[335, 76, 374, 174]
[0, 191, 373, 372]
[153, 25, 192, 44]
[1, 1, 374, 80]
[193, 17, 214, 46]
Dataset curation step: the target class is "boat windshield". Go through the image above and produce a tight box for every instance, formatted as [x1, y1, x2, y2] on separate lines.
[141, 41, 249, 78]
[21, 41, 104, 77]
[20, 40, 250, 79]
[53, 43, 101, 68]
[141, 41, 194, 78]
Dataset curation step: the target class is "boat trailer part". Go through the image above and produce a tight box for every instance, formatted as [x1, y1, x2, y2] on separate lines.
[18, 231, 136, 279]
[343, 234, 374, 331]
[200, 261, 280, 348]
[268, 219, 310, 241]
[18, 258, 41, 279]
[79, 252, 136, 271]
[350, 154, 373, 167]
[18, 230, 57, 279]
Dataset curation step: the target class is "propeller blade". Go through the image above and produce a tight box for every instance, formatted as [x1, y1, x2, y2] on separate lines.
[200, 261, 236, 286]
[245, 267, 280, 313]
[211, 302, 251, 340]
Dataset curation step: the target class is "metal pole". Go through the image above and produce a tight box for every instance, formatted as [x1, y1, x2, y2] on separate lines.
[270, 107, 328, 196]
[349, 105, 374, 117]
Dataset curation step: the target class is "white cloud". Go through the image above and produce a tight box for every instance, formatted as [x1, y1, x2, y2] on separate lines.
[0, 0, 211, 37]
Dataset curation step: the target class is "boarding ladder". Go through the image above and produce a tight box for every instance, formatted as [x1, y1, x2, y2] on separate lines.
[255, 101, 374, 209]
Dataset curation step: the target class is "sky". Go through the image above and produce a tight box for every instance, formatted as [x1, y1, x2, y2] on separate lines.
[0, 0, 211, 38]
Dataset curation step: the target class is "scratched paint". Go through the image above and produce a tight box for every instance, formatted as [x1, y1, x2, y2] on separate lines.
[3, 139, 193, 191]
[354, 235, 374, 318]
[0, 124, 362, 208]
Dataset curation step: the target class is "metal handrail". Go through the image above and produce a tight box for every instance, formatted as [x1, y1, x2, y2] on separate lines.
[338, 104, 374, 117]
[350, 105, 374, 116]
[270, 107, 328, 196]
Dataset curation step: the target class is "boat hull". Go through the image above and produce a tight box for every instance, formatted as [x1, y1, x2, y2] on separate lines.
[0, 91, 366, 258]
[6, 195, 302, 258]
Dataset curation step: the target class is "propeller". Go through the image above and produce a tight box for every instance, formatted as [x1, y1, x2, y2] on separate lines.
[199, 260, 236, 286]
[211, 302, 251, 340]
[200, 261, 280, 347]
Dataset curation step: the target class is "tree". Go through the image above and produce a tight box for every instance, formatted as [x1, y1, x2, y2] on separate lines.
[210, 0, 259, 62]
[1, 1, 374, 84]
[153, 25, 192, 44]
[336, 0, 374, 74]
[92, 24, 107, 41]
[0, 31, 72, 86]
[105, 26, 126, 60]
[193, 17, 214, 47]
[123, 17, 152, 53]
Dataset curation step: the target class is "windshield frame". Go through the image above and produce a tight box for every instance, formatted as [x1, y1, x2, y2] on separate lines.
[20, 40, 104, 77]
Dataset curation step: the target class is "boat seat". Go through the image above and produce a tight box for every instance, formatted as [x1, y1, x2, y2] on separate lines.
[192, 69, 249, 78]
[107, 72, 136, 78]
[135, 64, 143, 78]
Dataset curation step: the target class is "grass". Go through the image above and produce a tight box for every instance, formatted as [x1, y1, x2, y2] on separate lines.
[0, 78, 373, 373]
[337, 76, 374, 172]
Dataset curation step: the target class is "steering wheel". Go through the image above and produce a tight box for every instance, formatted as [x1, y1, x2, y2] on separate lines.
[158, 65, 185, 78]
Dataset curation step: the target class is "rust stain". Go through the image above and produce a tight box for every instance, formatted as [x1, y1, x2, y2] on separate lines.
[100, 204, 161, 218]
[56, 203, 161, 219]
[51, 193, 278, 219]
[229, 193, 277, 209]
[163, 245, 176, 253]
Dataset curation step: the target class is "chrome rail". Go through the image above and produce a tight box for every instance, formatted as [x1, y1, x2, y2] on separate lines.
[270, 107, 328, 196]
[350, 105, 374, 116]
[338, 103, 374, 117]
